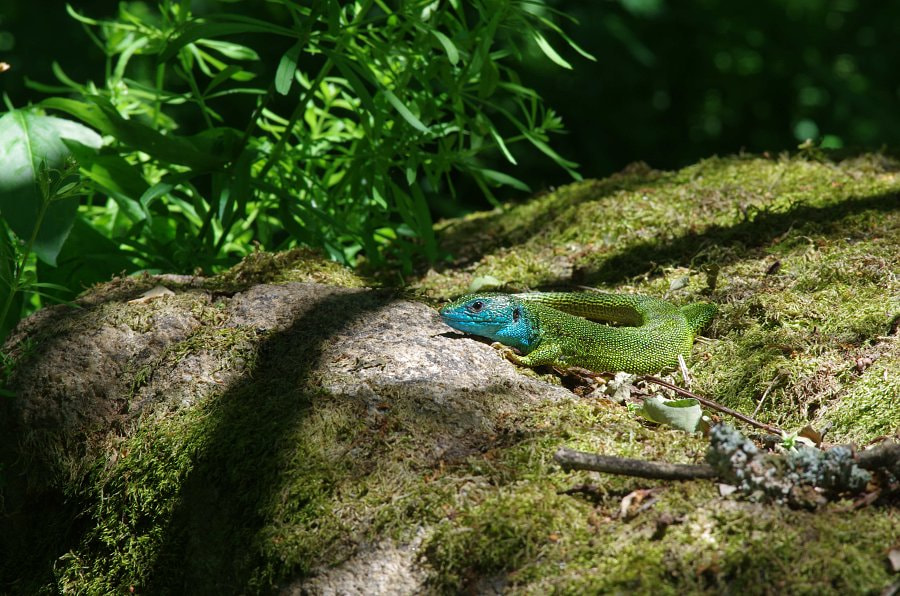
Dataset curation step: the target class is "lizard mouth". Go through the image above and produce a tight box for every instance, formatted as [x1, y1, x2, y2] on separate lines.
[439, 310, 495, 332]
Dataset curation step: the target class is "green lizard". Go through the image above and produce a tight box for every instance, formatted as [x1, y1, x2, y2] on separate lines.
[439, 291, 716, 374]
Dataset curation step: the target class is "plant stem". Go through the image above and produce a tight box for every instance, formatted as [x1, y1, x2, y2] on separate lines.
[0, 189, 51, 336]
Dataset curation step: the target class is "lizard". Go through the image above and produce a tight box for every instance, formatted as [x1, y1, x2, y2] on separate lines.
[439, 291, 716, 374]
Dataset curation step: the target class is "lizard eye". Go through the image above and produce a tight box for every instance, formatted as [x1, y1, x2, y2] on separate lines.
[470, 300, 484, 312]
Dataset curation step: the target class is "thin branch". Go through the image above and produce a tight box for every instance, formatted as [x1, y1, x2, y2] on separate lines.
[856, 440, 900, 474]
[752, 373, 781, 418]
[554, 447, 718, 480]
[555, 441, 898, 487]
[642, 375, 784, 436]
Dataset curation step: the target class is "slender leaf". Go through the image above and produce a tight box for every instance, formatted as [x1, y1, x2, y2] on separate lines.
[195, 39, 260, 61]
[537, 15, 597, 61]
[430, 29, 459, 65]
[160, 19, 294, 62]
[63, 141, 149, 222]
[381, 88, 430, 133]
[276, 42, 302, 95]
[488, 125, 517, 165]
[533, 31, 573, 69]
[477, 168, 531, 192]
[42, 97, 227, 171]
[0, 218, 23, 342]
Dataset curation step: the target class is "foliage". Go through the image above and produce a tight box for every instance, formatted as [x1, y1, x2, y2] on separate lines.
[0, 0, 588, 344]
[0, 110, 101, 341]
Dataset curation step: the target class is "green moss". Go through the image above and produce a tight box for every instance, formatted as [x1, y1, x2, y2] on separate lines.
[518, 501, 898, 595]
[425, 489, 587, 591]
[209, 248, 368, 292]
[6, 152, 900, 593]
[821, 347, 900, 443]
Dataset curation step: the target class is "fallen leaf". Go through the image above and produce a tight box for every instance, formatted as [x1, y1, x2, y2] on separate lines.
[798, 425, 824, 447]
[888, 547, 900, 573]
[468, 275, 504, 292]
[669, 275, 689, 291]
[718, 483, 738, 497]
[855, 356, 875, 373]
[651, 512, 683, 540]
[619, 488, 660, 520]
[128, 285, 175, 304]
[638, 396, 703, 433]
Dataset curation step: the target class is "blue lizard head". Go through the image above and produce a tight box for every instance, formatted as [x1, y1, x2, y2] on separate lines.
[439, 293, 539, 353]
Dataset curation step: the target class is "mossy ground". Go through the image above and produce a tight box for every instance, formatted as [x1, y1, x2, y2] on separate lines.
[2, 152, 898, 593]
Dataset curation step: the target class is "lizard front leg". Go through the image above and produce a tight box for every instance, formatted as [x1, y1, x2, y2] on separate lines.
[494, 341, 562, 369]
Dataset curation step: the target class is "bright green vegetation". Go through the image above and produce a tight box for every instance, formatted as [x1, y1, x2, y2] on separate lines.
[424, 152, 900, 437]
[2, 153, 898, 592]
[0, 0, 589, 346]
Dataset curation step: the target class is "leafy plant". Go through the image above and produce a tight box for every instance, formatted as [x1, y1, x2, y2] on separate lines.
[42, 0, 587, 264]
[0, 0, 589, 342]
[0, 110, 100, 342]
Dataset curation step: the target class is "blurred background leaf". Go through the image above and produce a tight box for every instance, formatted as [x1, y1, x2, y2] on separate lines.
[4, 0, 895, 202]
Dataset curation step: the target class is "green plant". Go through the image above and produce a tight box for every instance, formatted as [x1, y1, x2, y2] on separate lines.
[33, 0, 588, 272]
[0, 109, 100, 342]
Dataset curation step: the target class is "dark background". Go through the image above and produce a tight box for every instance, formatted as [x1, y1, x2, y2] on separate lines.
[2, 0, 897, 213]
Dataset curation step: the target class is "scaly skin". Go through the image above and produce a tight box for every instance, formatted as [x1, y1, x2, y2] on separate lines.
[439, 292, 716, 374]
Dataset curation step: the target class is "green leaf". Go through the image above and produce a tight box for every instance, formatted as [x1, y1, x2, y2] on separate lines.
[479, 57, 499, 99]
[638, 396, 704, 433]
[537, 16, 597, 62]
[488, 125, 517, 165]
[276, 42, 302, 95]
[533, 31, 573, 69]
[525, 133, 581, 176]
[195, 39, 260, 61]
[0, 109, 101, 265]
[478, 168, 531, 192]
[36, 217, 135, 304]
[160, 18, 294, 62]
[381, 89, 429, 133]
[42, 97, 227, 171]
[63, 140, 149, 223]
[430, 29, 459, 65]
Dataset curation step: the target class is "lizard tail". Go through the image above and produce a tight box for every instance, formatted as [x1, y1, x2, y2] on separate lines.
[680, 302, 717, 336]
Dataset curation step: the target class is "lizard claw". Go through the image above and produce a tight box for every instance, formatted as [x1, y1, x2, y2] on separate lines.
[491, 342, 524, 365]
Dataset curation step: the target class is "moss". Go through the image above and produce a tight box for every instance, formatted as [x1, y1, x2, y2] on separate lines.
[208, 248, 368, 292]
[517, 500, 898, 595]
[5, 152, 900, 593]
[425, 488, 587, 591]
[821, 347, 900, 443]
[407, 153, 900, 590]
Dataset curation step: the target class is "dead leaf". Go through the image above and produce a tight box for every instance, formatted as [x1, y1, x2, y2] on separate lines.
[855, 356, 875, 373]
[651, 512, 683, 540]
[128, 285, 175, 304]
[888, 547, 900, 573]
[718, 483, 738, 497]
[619, 488, 660, 520]
[798, 425, 824, 447]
